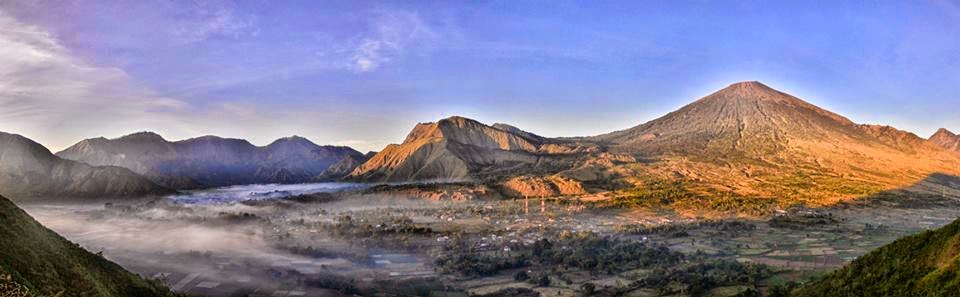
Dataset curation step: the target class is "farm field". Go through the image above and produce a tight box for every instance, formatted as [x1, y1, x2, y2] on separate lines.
[21, 185, 960, 296]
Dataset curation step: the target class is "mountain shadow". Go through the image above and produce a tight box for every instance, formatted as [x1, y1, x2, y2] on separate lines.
[769, 173, 960, 296]
[792, 214, 960, 296]
[837, 172, 960, 209]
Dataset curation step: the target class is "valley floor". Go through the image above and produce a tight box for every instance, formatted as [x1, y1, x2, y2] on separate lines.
[19, 188, 960, 297]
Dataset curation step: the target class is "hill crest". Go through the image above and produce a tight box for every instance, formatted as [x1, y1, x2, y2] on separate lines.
[0, 194, 176, 295]
[930, 128, 960, 152]
[349, 116, 591, 182]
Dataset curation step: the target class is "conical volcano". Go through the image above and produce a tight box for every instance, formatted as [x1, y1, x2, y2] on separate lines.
[592, 81, 960, 205]
[594, 81, 865, 157]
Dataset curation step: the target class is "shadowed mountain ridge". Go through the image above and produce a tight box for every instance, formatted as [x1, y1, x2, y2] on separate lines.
[0, 132, 173, 200]
[56, 132, 368, 189]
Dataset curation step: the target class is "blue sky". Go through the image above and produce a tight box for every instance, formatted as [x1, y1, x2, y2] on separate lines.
[0, 0, 958, 152]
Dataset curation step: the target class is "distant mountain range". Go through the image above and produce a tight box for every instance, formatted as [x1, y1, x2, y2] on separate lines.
[56, 132, 368, 189]
[3, 81, 957, 206]
[0, 194, 177, 296]
[0, 132, 173, 200]
[352, 81, 960, 206]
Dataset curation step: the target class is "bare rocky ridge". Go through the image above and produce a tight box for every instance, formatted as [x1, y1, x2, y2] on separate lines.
[349, 116, 596, 182]
[353, 81, 960, 205]
[930, 128, 960, 152]
[585, 81, 960, 203]
[56, 132, 368, 189]
[592, 81, 862, 156]
[491, 123, 546, 143]
[0, 132, 173, 200]
[592, 82, 953, 163]
[555, 152, 638, 183]
[28, 80, 953, 206]
[318, 153, 370, 180]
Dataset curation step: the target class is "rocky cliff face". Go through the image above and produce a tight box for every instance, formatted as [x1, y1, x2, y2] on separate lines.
[500, 175, 586, 197]
[57, 132, 368, 189]
[0, 132, 172, 200]
[930, 128, 960, 152]
[349, 116, 593, 182]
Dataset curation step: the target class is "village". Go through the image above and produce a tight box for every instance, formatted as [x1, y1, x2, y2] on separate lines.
[21, 187, 960, 297]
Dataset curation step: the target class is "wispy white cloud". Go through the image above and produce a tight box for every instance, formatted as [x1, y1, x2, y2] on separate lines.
[343, 8, 438, 72]
[171, 1, 258, 44]
[332, 139, 381, 151]
[140, 6, 439, 98]
[0, 11, 188, 140]
[0, 10, 400, 152]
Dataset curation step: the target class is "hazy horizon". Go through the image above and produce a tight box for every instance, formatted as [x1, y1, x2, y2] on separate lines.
[1, 1, 958, 152]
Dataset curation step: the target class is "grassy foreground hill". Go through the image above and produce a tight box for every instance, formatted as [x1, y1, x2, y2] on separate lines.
[0, 195, 178, 297]
[793, 218, 960, 296]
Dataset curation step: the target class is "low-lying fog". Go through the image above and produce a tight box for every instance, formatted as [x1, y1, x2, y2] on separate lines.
[20, 182, 960, 297]
[22, 182, 462, 296]
[169, 182, 368, 204]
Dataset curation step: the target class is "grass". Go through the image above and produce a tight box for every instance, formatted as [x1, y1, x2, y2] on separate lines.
[0, 195, 180, 297]
[793, 218, 960, 296]
[593, 175, 779, 216]
[762, 172, 886, 205]
[602, 177, 696, 209]
[591, 156, 913, 216]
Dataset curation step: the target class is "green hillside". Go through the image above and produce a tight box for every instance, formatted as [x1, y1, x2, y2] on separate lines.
[794, 218, 960, 296]
[0, 195, 178, 297]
